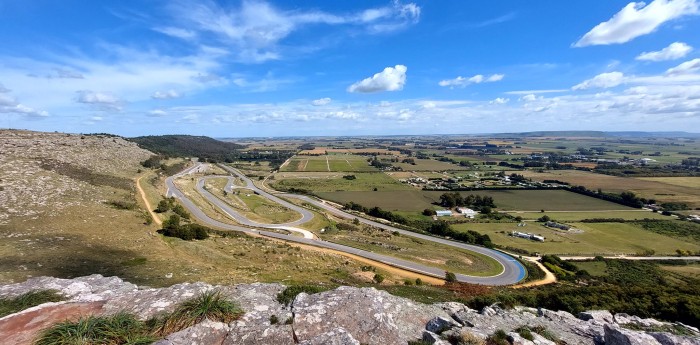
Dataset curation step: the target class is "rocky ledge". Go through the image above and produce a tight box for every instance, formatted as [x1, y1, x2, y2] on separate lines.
[0, 275, 698, 345]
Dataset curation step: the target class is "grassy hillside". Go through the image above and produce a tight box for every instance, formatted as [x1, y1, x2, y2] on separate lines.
[129, 135, 246, 161]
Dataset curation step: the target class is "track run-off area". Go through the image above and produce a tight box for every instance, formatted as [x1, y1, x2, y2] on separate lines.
[165, 163, 526, 285]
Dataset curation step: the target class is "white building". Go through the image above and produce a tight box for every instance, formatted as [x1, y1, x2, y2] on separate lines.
[436, 210, 453, 217]
[456, 207, 478, 218]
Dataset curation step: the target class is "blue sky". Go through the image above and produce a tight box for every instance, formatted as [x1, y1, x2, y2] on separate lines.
[1, 0, 700, 137]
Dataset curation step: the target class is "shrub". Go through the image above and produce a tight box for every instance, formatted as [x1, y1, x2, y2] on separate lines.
[486, 329, 509, 345]
[445, 271, 458, 283]
[0, 290, 64, 318]
[269, 315, 279, 324]
[515, 326, 534, 341]
[276, 285, 328, 305]
[373, 274, 385, 284]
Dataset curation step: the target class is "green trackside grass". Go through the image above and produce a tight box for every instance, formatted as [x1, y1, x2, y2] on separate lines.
[393, 158, 469, 172]
[453, 222, 700, 256]
[505, 210, 669, 221]
[281, 155, 377, 172]
[318, 222, 503, 277]
[0, 290, 64, 318]
[231, 189, 301, 224]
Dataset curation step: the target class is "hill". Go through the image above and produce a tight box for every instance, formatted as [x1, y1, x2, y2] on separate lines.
[129, 135, 247, 161]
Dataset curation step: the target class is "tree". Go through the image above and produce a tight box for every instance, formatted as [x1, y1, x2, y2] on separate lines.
[445, 271, 457, 283]
[163, 214, 181, 230]
[155, 199, 170, 213]
[352, 218, 360, 225]
[538, 215, 551, 222]
[422, 208, 436, 216]
[373, 273, 385, 284]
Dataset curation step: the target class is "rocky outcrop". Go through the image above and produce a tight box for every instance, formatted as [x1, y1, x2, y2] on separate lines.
[0, 275, 698, 345]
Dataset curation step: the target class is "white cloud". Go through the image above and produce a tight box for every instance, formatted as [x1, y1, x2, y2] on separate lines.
[162, 0, 421, 63]
[152, 90, 182, 99]
[76, 91, 123, 110]
[490, 97, 510, 104]
[666, 58, 700, 75]
[505, 89, 568, 95]
[347, 65, 407, 93]
[636, 42, 693, 61]
[182, 114, 200, 123]
[0, 83, 10, 93]
[148, 109, 167, 117]
[574, 0, 699, 47]
[572, 72, 626, 90]
[520, 94, 540, 102]
[438, 74, 504, 88]
[311, 97, 331, 106]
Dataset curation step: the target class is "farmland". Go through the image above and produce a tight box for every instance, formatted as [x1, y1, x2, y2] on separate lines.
[452, 222, 700, 256]
[316, 189, 634, 212]
[281, 154, 377, 172]
[272, 172, 412, 192]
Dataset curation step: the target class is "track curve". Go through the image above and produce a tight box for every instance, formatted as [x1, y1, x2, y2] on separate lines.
[165, 163, 526, 285]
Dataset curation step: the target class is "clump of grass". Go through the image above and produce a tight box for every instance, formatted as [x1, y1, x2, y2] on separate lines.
[0, 290, 64, 318]
[515, 326, 534, 341]
[34, 312, 156, 345]
[486, 329, 509, 345]
[445, 330, 486, 345]
[276, 285, 329, 305]
[530, 325, 563, 344]
[151, 290, 243, 335]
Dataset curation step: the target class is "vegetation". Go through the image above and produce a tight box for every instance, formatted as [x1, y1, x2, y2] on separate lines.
[276, 285, 330, 305]
[150, 290, 243, 335]
[0, 290, 64, 318]
[159, 215, 210, 240]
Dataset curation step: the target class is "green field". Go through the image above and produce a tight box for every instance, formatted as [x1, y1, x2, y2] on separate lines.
[316, 189, 633, 212]
[273, 172, 413, 192]
[282, 155, 376, 172]
[452, 222, 700, 256]
[506, 210, 669, 221]
[393, 158, 468, 171]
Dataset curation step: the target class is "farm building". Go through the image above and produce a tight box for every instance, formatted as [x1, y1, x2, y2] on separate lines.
[436, 210, 453, 217]
[456, 207, 478, 218]
[511, 231, 545, 242]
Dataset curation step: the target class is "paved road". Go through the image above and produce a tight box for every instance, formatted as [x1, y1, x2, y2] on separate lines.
[165, 163, 526, 285]
[560, 256, 700, 261]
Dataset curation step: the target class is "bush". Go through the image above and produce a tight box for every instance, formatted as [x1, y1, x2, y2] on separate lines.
[373, 273, 385, 284]
[35, 312, 156, 345]
[486, 329, 509, 345]
[515, 326, 534, 341]
[0, 290, 64, 318]
[445, 271, 458, 283]
[276, 285, 328, 305]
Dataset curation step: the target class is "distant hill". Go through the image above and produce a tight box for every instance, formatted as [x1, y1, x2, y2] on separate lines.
[129, 135, 246, 160]
[489, 131, 700, 138]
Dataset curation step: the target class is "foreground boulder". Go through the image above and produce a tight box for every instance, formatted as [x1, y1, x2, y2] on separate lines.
[0, 275, 698, 345]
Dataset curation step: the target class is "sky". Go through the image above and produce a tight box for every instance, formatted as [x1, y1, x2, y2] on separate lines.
[1, 0, 700, 137]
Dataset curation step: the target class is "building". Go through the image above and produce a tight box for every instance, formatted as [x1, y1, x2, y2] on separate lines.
[436, 210, 453, 217]
[511, 231, 545, 242]
[456, 207, 478, 218]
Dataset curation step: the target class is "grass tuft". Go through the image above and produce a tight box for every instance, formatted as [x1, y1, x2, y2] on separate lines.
[0, 290, 64, 318]
[34, 312, 156, 345]
[276, 285, 329, 305]
[150, 290, 243, 335]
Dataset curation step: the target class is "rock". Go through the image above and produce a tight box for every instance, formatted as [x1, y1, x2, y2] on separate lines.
[292, 286, 449, 345]
[426, 316, 459, 334]
[422, 330, 450, 345]
[580, 310, 614, 324]
[508, 331, 536, 345]
[649, 332, 700, 345]
[531, 333, 557, 345]
[223, 283, 294, 345]
[224, 325, 294, 345]
[160, 320, 230, 345]
[605, 324, 662, 345]
[452, 310, 478, 327]
[615, 313, 666, 328]
[299, 327, 360, 345]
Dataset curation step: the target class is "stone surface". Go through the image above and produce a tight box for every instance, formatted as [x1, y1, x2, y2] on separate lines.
[292, 286, 449, 345]
[606, 324, 662, 345]
[508, 331, 536, 345]
[580, 310, 615, 324]
[160, 320, 230, 345]
[425, 316, 459, 333]
[299, 327, 360, 345]
[650, 332, 700, 345]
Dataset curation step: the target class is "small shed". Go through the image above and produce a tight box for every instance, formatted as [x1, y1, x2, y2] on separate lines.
[436, 210, 453, 217]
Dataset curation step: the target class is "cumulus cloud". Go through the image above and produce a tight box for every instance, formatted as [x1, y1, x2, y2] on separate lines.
[0, 94, 48, 117]
[311, 97, 331, 106]
[666, 58, 700, 75]
[347, 65, 407, 93]
[490, 97, 510, 104]
[572, 72, 626, 90]
[153, 26, 197, 40]
[574, 0, 699, 47]
[76, 90, 123, 110]
[151, 89, 182, 99]
[438, 74, 504, 88]
[636, 42, 693, 61]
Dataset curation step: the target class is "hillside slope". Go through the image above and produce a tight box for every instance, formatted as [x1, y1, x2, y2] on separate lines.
[129, 135, 246, 161]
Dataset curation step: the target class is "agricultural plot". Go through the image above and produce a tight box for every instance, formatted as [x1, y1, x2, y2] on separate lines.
[453, 222, 700, 256]
[506, 210, 669, 222]
[281, 155, 376, 172]
[393, 158, 468, 171]
[273, 172, 413, 192]
[317, 189, 633, 212]
[521, 170, 700, 208]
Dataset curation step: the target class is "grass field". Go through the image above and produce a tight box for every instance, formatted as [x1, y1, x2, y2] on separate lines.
[506, 210, 669, 221]
[521, 170, 700, 208]
[319, 223, 503, 277]
[232, 189, 301, 224]
[281, 155, 377, 172]
[637, 177, 700, 188]
[452, 222, 700, 256]
[659, 263, 700, 278]
[273, 172, 413, 192]
[317, 189, 633, 212]
[393, 158, 468, 171]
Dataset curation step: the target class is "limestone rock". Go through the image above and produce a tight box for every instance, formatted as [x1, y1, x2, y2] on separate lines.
[580, 310, 614, 324]
[425, 316, 459, 334]
[508, 331, 536, 345]
[650, 332, 700, 345]
[299, 327, 360, 345]
[292, 286, 449, 345]
[605, 324, 662, 345]
[159, 320, 230, 345]
[421, 330, 450, 345]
